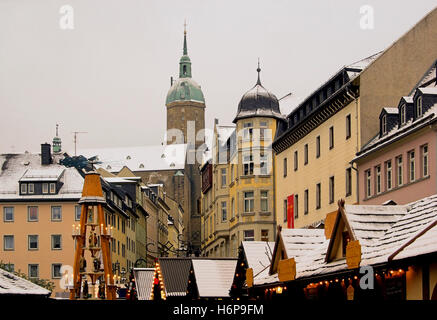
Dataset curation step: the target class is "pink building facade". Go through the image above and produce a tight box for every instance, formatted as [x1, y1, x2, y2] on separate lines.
[354, 63, 437, 205]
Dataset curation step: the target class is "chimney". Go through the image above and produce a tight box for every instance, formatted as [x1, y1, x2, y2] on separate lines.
[41, 143, 52, 165]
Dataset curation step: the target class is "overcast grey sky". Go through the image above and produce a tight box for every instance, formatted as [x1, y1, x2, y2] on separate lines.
[0, 0, 436, 154]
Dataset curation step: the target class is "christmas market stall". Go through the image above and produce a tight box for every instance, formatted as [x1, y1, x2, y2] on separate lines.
[150, 257, 192, 300]
[266, 195, 437, 301]
[230, 241, 275, 299]
[186, 258, 237, 300]
[133, 268, 154, 300]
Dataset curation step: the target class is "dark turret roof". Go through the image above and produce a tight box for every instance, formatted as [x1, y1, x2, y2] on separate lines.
[233, 65, 283, 123]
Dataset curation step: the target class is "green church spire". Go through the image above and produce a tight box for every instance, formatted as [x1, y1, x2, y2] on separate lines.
[179, 20, 192, 78]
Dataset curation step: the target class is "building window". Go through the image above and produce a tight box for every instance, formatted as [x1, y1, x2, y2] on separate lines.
[52, 264, 62, 279]
[231, 165, 234, 182]
[3, 207, 14, 222]
[416, 96, 423, 118]
[329, 126, 334, 149]
[52, 235, 62, 250]
[375, 166, 381, 194]
[42, 183, 49, 194]
[231, 198, 235, 218]
[261, 230, 269, 242]
[304, 144, 308, 165]
[346, 114, 351, 139]
[260, 191, 268, 212]
[51, 206, 62, 221]
[397, 156, 403, 187]
[316, 183, 321, 209]
[243, 230, 254, 241]
[316, 136, 321, 158]
[49, 183, 56, 194]
[3, 235, 14, 251]
[243, 154, 254, 176]
[221, 168, 227, 187]
[122, 244, 125, 257]
[28, 235, 39, 250]
[400, 104, 406, 125]
[408, 150, 415, 182]
[221, 201, 227, 222]
[294, 194, 299, 219]
[422, 144, 429, 177]
[294, 151, 298, 171]
[260, 121, 268, 140]
[28, 206, 38, 222]
[75, 205, 81, 221]
[304, 189, 309, 215]
[28, 183, 34, 194]
[346, 168, 352, 197]
[283, 158, 288, 177]
[283, 199, 288, 222]
[365, 170, 371, 198]
[243, 122, 253, 140]
[329, 176, 335, 204]
[4, 264, 14, 272]
[381, 115, 387, 135]
[244, 191, 254, 213]
[21, 183, 27, 194]
[28, 264, 39, 279]
[260, 153, 268, 175]
[386, 160, 392, 191]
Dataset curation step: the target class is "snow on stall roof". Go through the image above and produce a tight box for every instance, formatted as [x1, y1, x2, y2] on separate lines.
[242, 241, 274, 277]
[390, 220, 437, 261]
[286, 194, 437, 280]
[75, 144, 187, 173]
[0, 268, 51, 296]
[192, 259, 237, 297]
[0, 153, 83, 199]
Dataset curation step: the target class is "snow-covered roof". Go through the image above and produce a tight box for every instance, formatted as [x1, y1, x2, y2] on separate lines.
[241, 241, 274, 282]
[382, 107, 399, 114]
[75, 144, 187, 173]
[356, 102, 437, 160]
[270, 194, 437, 282]
[103, 177, 137, 184]
[191, 259, 237, 297]
[0, 268, 51, 296]
[133, 268, 155, 300]
[418, 87, 437, 95]
[0, 153, 83, 201]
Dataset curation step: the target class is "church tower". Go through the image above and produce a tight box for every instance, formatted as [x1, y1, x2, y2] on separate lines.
[165, 24, 205, 253]
[165, 24, 205, 148]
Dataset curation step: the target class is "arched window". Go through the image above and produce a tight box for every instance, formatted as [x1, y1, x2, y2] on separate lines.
[183, 65, 187, 75]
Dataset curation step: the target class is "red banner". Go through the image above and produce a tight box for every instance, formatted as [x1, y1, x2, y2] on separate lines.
[287, 195, 294, 229]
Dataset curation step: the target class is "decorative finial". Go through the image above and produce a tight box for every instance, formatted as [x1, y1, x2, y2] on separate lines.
[56, 123, 59, 137]
[256, 58, 261, 85]
[183, 20, 188, 55]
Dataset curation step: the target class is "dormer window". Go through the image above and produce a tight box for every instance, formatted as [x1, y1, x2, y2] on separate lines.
[382, 114, 387, 135]
[49, 183, 56, 194]
[400, 104, 406, 125]
[42, 183, 49, 194]
[28, 183, 35, 194]
[416, 96, 423, 118]
[21, 183, 27, 194]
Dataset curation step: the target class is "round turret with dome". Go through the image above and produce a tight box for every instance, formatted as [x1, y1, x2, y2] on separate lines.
[233, 63, 282, 123]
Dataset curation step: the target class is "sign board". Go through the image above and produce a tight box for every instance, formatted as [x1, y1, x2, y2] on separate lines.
[346, 240, 361, 269]
[246, 268, 253, 288]
[278, 258, 296, 282]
